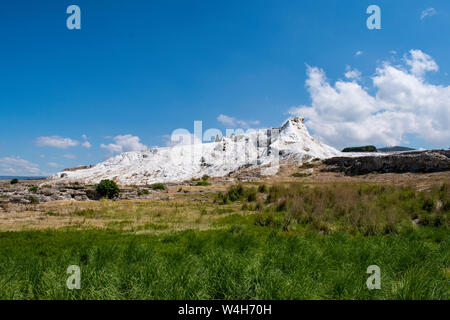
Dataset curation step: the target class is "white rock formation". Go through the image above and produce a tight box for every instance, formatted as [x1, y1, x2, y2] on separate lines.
[52, 117, 341, 185]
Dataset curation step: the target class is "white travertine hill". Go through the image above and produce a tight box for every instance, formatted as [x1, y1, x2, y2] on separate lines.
[52, 117, 341, 185]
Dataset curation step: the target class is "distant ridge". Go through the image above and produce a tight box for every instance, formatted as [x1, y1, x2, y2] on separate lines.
[342, 145, 416, 153]
[378, 146, 415, 152]
[0, 176, 47, 181]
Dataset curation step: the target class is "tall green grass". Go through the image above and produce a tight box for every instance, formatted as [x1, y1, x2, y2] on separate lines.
[0, 182, 448, 300]
[0, 225, 447, 299]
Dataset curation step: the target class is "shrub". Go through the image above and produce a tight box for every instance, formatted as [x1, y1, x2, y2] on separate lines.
[96, 179, 120, 199]
[246, 188, 257, 202]
[201, 175, 210, 181]
[138, 189, 150, 196]
[28, 186, 38, 193]
[422, 199, 434, 212]
[29, 196, 39, 204]
[342, 145, 377, 152]
[291, 172, 311, 178]
[226, 184, 244, 202]
[10, 178, 19, 185]
[196, 180, 211, 186]
[257, 184, 267, 193]
[299, 162, 315, 169]
[151, 183, 166, 191]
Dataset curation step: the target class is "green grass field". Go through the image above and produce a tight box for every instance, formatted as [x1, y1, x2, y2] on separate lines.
[0, 182, 448, 299]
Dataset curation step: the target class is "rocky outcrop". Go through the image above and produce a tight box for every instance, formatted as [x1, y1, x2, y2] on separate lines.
[0, 182, 162, 209]
[322, 150, 450, 176]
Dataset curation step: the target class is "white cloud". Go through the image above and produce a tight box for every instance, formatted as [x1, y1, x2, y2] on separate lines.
[289, 50, 450, 149]
[101, 134, 148, 154]
[63, 154, 76, 159]
[344, 66, 362, 81]
[0, 157, 40, 175]
[404, 49, 439, 77]
[421, 8, 437, 20]
[47, 162, 64, 168]
[35, 134, 91, 149]
[81, 141, 91, 149]
[355, 50, 363, 57]
[35, 136, 79, 149]
[217, 114, 260, 128]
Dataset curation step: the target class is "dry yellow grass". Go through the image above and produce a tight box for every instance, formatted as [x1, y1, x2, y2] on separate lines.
[1, 170, 448, 232]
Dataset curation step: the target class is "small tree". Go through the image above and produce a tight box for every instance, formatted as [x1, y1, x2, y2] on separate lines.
[151, 183, 167, 191]
[96, 179, 120, 199]
[10, 178, 19, 185]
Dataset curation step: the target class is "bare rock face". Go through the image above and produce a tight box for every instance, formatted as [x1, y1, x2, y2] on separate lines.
[323, 150, 450, 175]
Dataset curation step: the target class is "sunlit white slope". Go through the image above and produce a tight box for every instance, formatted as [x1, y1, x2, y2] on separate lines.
[52, 117, 341, 185]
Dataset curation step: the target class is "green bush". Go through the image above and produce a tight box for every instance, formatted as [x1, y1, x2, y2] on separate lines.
[151, 183, 167, 191]
[196, 180, 211, 186]
[226, 184, 244, 202]
[29, 196, 39, 204]
[10, 178, 18, 185]
[342, 145, 377, 152]
[201, 175, 210, 181]
[291, 172, 311, 178]
[257, 184, 267, 193]
[138, 189, 150, 196]
[246, 188, 257, 202]
[95, 179, 120, 199]
[28, 186, 38, 193]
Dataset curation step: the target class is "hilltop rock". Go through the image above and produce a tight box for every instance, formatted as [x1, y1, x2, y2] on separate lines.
[51, 117, 340, 185]
[323, 150, 450, 175]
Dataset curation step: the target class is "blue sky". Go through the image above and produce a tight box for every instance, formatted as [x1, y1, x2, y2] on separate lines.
[0, 0, 449, 175]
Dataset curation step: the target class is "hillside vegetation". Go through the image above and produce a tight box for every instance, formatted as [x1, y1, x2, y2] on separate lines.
[0, 180, 448, 299]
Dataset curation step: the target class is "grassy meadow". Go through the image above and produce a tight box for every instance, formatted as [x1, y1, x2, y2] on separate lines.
[0, 181, 448, 299]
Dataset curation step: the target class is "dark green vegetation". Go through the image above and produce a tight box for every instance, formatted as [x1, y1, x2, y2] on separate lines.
[342, 146, 415, 153]
[291, 173, 311, 178]
[195, 181, 211, 186]
[95, 179, 120, 199]
[378, 146, 415, 152]
[194, 175, 211, 186]
[0, 182, 448, 299]
[150, 183, 167, 191]
[10, 178, 18, 185]
[137, 189, 150, 196]
[342, 145, 377, 152]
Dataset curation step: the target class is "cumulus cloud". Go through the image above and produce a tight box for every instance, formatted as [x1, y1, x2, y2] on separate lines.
[101, 134, 148, 154]
[355, 50, 363, 57]
[35, 136, 79, 149]
[404, 49, 439, 77]
[35, 135, 91, 149]
[47, 162, 64, 168]
[289, 50, 450, 149]
[81, 141, 91, 149]
[421, 8, 437, 20]
[344, 66, 362, 81]
[0, 157, 40, 175]
[217, 114, 260, 128]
